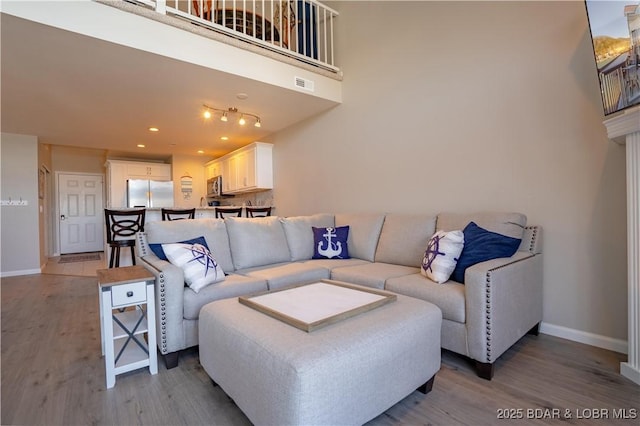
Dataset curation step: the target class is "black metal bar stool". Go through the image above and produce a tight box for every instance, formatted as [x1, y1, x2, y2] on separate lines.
[245, 206, 272, 218]
[215, 207, 243, 218]
[104, 208, 146, 268]
[161, 208, 196, 221]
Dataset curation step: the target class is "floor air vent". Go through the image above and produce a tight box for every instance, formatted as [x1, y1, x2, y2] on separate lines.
[294, 76, 314, 92]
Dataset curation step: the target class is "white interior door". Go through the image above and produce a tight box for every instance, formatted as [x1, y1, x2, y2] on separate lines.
[59, 173, 104, 254]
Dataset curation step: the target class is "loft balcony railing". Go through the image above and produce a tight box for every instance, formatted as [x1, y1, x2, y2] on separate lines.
[598, 51, 640, 115]
[129, 0, 339, 72]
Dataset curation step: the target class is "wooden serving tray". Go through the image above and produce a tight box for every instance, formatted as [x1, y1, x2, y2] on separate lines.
[238, 279, 397, 332]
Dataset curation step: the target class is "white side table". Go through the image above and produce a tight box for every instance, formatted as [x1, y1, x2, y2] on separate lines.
[97, 266, 157, 389]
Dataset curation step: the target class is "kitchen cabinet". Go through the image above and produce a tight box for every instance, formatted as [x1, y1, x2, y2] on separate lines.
[218, 142, 272, 194]
[224, 155, 239, 193]
[205, 159, 223, 180]
[106, 161, 128, 208]
[105, 160, 172, 208]
[236, 148, 257, 191]
[126, 162, 171, 180]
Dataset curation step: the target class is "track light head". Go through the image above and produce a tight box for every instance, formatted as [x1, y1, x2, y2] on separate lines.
[202, 104, 261, 128]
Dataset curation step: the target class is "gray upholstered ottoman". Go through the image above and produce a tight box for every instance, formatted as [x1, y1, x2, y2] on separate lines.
[198, 285, 442, 426]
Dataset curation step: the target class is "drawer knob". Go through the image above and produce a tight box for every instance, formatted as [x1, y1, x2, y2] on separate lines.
[127, 291, 134, 297]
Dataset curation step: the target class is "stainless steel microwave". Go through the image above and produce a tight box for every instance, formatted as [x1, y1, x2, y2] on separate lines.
[207, 175, 222, 197]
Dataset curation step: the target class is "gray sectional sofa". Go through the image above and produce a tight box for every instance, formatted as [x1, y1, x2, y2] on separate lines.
[136, 212, 543, 379]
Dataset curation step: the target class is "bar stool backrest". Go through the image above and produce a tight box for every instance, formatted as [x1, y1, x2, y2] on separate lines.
[104, 209, 145, 268]
[162, 208, 196, 221]
[215, 207, 243, 218]
[246, 207, 272, 218]
[105, 209, 146, 243]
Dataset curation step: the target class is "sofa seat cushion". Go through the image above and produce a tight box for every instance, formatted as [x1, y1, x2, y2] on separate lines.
[385, 273, 465, 323]
[183, 274, 268, 320]
[375, 213, 437, 267]
[331, 262, 419, 289]
[144, 218, 235, 273]
[225, 217, 291, 270]
[240, 262, 331, 291]
[303, 258, 370, 270]
[280, 214, 335, 261]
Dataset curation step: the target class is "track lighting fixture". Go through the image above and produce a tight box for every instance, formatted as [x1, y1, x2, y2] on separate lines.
[202, 105, 262, 127]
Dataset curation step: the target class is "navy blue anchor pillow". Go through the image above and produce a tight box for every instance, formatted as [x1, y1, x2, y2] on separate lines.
[312, 226, 350, 259]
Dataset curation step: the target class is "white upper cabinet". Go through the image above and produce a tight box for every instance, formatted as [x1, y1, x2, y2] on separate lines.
[205, 160, 223, 180]
[126, 162, 171, 180]
[225, 155, 239, 193]
[105, 160, 172, 208]
[205, 142, 273, 195]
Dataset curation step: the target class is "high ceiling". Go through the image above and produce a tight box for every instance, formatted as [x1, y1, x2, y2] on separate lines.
[1, 11, 338, 161]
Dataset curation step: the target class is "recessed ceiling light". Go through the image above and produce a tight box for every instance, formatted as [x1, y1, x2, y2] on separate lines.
[149, 127, 159, 132]
[236, 93, 248, 100]
[197, 150, 204, 154]
[220, 136, 229, 140]
[137, 144, 145, 148]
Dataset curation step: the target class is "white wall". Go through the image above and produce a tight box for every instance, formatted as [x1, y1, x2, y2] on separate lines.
[269, 1, 628, 348]
[171, 154, 209, 208]
[52, 145, 106, 174]
[1, 133, 41, 276]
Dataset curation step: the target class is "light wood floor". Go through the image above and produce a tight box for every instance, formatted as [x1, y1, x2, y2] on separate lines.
[1, 271, 638, 425]
[41, 252, 107, 277]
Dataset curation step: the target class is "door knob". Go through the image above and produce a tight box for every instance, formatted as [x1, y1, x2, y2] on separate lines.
[60, 215, 66, 221]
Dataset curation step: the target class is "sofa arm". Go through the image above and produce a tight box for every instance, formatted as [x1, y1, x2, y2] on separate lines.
[464, 252, 543, 365]
[138, 254, 187, 355]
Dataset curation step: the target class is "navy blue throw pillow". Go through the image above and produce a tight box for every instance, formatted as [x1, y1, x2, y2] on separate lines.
[312, 226, 350, 259]
[451, 222, 521, 284]
[149, 236, 209, 261]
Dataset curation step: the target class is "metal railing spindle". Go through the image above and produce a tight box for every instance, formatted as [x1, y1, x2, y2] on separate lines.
[140, 0, 339, 71]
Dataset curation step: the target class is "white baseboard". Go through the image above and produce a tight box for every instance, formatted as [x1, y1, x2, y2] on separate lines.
[620, 362, 640, 385]
[0, 268, 42, 278]
[540, 322, 628, 354]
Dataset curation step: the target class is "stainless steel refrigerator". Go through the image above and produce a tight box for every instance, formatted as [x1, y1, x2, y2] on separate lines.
[127, 179, 174, 208]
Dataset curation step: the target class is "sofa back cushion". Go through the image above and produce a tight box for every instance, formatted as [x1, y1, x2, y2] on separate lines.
[225, 216, 291, 270]
[143, 218, 235, 272]
[335, 213, 385, 262]
[436, 212, 527, 241]
[375, 213, 437, 267]
[280, 214, 335, 261]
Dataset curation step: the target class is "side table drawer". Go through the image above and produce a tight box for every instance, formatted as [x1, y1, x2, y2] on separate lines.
[112, 281, 147, 307]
